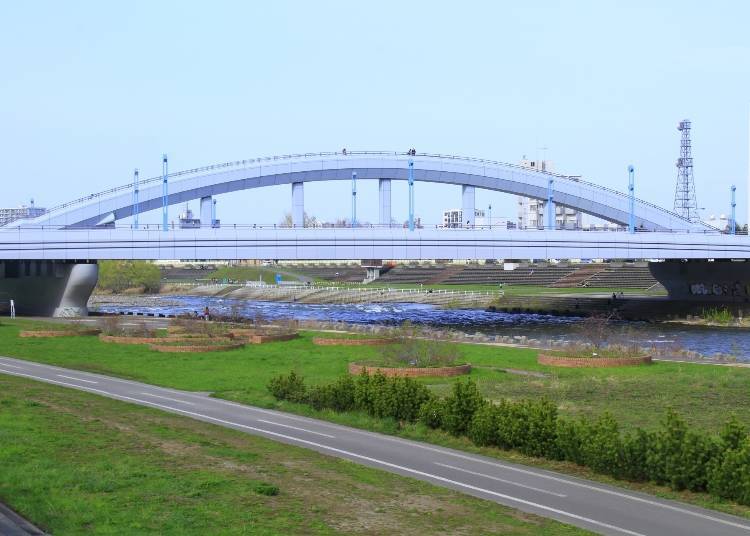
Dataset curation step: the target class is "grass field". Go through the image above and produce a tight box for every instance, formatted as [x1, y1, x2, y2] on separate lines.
[2, 318, 750, 516]
[203, 265, 302, 285]
[0, 375, 583, 535]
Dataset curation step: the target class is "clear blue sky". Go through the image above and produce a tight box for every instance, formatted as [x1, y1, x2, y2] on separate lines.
[1, 1, 748, 225]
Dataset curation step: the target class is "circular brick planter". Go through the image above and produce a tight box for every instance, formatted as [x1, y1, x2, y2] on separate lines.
[99, 335, 224, 345]
[149, 342, 246, 353]
[20, 329, 101, 338]
[312, 337, 395, 346]
[349, 362, 471, 377]
[250, 333, 299, 344]
[537, 353, 652, 368]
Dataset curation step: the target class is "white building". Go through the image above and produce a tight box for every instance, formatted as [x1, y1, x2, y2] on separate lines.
[516, 159, 583, 230]
[442, 208, 485, 228]
[0, 201, 46, 227]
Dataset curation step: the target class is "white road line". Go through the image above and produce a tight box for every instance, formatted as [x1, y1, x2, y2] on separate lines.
[56, 374, 98, 384]
[0, 366, 644, 536]
[0, 363, 23, 369]
[257, 419, 335, 439]
[435, 462, 567, 498]
[139, 392, 195, 405]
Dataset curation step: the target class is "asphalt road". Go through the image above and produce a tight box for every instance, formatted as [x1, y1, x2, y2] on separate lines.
[2, 356, 749, 536]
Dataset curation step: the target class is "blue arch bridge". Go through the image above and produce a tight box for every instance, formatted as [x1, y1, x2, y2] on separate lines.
[0, 151, 747, 315]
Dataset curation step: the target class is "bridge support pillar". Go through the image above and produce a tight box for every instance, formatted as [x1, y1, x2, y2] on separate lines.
[292, 182, 304, 227]
[0, 261, 98, 317]
[378, 179, 391, 226]
[200, 196, 213, 227]
[462, 185, 475, 227]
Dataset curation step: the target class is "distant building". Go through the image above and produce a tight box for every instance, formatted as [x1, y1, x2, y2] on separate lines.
[516, 159, 583, 230]
[178, 206, 201, 229]
[442, 208, 485, 228]
[0, 201, 46, 227]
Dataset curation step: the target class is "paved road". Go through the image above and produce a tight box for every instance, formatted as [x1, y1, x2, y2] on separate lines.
[1, 356, 749, 536]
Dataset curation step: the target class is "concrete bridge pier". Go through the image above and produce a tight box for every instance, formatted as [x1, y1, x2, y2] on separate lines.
[462, 185, 475, 227]
[379, 179, 391, 226]
[0, 260, 98, 317]
[292, 182, 304, 227]
[200, 196, 212, 227]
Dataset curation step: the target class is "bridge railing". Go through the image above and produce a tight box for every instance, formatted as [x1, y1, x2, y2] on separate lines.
[0, 222, 731, 233]
[36, 150, 693, 226]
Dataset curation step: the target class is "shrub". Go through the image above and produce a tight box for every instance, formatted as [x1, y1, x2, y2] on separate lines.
[555, 418, 585, 465]
[620, 428, 654, 482]
[648, 410, 717, 492]
[520, 399, 559, 458]
[468, 404, 499, 446]
[708, 439, 750, 504]
[307, 375, 356, 412]
[267, 371, 307, 403]
[579, 413, 622, 477]
[254, 482, 280, 496]
[418, 397, 445, 429]
[442, 379, 485, 436]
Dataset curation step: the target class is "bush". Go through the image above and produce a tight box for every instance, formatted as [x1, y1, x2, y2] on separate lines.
[307, 375, 355, 412]
[555, 419, 585, 465]
[648, 410, 717, 492]
[578, 413, 622, 477]
[442, 379, 485, 436]
[708, 439, 750, 504]
[620, 428, 654, 482]
[267, 371, 307, 403]
[468, 404, 499, 446]
[418, 397, 445, 429]
[254, 482, 280, 496]
[366, 375, 431, 422]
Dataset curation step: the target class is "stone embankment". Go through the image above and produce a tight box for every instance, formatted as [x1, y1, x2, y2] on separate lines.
[185, 283, 499, 309]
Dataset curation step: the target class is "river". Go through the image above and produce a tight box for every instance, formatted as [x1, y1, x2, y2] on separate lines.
[91, 295, 750, 361]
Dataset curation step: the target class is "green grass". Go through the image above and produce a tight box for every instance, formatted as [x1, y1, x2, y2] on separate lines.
[3, 318, 750, 516]
[360, 282, 663, 297]
[2, 319, 746, 434]
[0, 375, 584, 535]
[208, 265, 301, 285]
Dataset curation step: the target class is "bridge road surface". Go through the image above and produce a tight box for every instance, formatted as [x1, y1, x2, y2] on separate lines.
[2, 356, 750, 536]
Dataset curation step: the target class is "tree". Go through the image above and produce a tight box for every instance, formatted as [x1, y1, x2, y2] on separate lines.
[279, 211, 318, 228]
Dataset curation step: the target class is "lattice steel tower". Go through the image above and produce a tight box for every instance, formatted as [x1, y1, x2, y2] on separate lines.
[674, 119, 699, 221]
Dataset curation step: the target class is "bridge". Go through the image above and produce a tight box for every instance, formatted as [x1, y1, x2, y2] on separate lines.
[0, 150, 746, 316]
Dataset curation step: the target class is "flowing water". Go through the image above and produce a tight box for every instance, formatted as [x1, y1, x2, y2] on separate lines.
[91, 295, 750, 361]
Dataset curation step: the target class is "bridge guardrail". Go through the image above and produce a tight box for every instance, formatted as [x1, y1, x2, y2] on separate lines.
[0, 222, 730, 234]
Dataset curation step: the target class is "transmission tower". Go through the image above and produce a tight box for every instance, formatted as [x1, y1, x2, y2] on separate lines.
[674, 119, 699, 222]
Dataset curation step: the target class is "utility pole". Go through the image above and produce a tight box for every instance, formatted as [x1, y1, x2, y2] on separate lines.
[731, 184, 737, 235]
[351, 171, 357, 227]
[162, 154, 169, 231]
[628, 165, 635, 233]
[546, 178, 554, 230]
[132, 168, 139, 229]
[408, 159, 415, 231]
